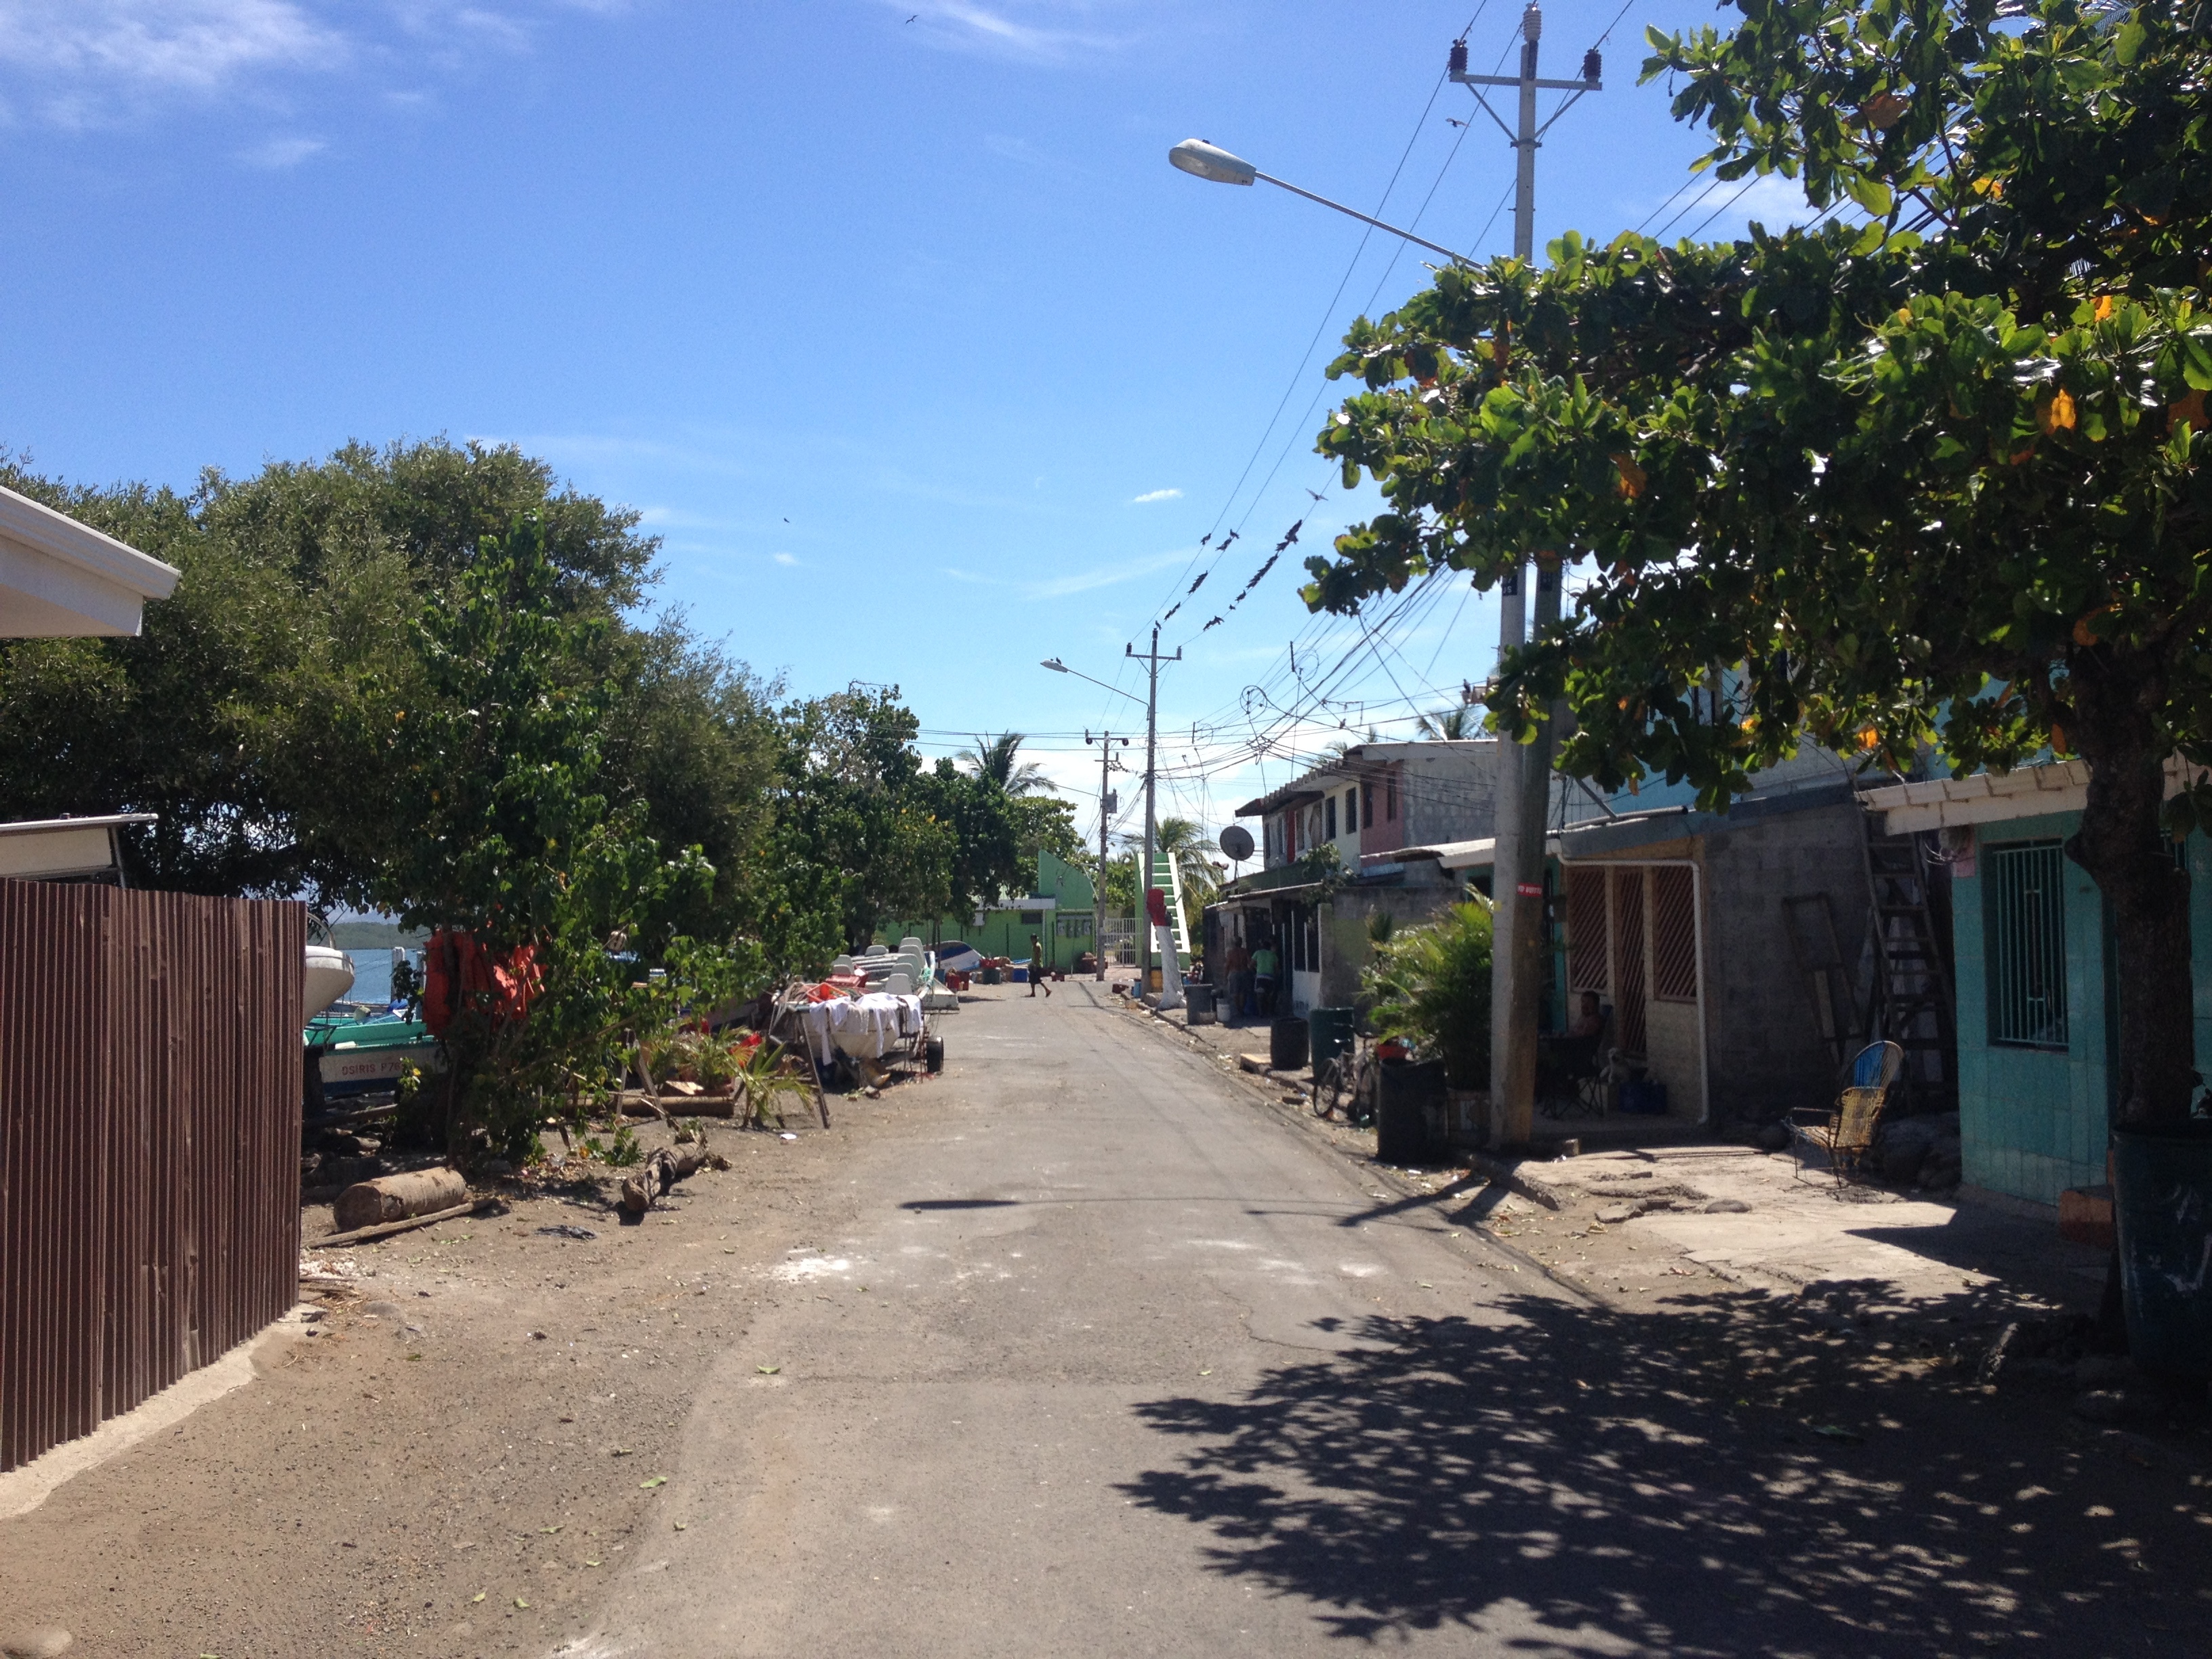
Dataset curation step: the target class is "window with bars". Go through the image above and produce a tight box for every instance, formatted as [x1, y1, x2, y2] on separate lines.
[1652, 866, 1698, 1002]
[1325, 796, 1338, 840]
[1566, 867, 1609, 993]
[1984, 840, 2069, 1050]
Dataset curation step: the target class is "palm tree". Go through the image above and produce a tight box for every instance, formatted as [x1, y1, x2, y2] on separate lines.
[1417, 703, 1481, 740]
[1143, 817, 1227, 912]
[958, 732, 1056, 796]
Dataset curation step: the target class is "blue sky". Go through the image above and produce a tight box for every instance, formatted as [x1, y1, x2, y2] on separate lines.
[0, 0, 1811, 846]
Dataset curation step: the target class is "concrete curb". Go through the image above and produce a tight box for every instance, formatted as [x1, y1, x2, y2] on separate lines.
[1465, 1151, 1567, 1211]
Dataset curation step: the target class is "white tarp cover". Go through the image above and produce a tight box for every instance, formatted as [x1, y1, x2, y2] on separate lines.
[798, 991, 924, 1065]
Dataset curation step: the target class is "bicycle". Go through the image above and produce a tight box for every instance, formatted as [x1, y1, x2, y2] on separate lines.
[1312, 1031, 1382, 1126]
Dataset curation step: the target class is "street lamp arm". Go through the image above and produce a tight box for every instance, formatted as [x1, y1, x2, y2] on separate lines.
[1252, 172, 1473, 267]
[1041, 657, 1147, 707]
[1168, 139, 1473, 268]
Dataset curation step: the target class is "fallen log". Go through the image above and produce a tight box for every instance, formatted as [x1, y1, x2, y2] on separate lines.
[309, 1196, 496, 1249]
[618, 1141, 712, 1216]
[333, 1166, 469, 1232]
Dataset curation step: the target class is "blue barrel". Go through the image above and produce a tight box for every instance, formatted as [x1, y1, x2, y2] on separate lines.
[1309, 1006, 1357, 1070]
[2113, 1120, 2212, 1380]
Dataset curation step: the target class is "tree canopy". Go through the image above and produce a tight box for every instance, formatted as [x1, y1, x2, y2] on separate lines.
[1300, 0, 2211, 1124]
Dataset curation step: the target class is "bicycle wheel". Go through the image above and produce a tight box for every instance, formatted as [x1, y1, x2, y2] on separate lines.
[1311, 1057, 1343, 1118]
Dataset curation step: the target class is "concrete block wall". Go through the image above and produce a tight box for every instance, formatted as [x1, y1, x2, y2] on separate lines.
[1698, 800, 1878, 1123]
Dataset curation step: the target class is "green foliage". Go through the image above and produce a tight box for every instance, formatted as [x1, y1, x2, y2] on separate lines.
[604, 1125, 643, 1168]
[1362, 901, 1494, 1088]
[731, 1039, 813, 1132]
[1152, 816, 1228, 912]
[1300, 0, 2212, 1124]
[1011, 794, 1086, 870]
[958, 732, 1057, 796]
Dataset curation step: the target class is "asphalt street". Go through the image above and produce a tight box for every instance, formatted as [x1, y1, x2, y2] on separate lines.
[556, 985, 2206, 1659]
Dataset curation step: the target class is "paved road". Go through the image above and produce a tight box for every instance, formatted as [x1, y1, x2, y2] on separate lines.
[560, 986, 2203, 1658]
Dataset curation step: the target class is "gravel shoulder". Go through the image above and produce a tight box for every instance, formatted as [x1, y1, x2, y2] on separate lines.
[0, 1061, 957, 1658]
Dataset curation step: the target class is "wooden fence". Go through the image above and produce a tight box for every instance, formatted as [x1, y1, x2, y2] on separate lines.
[0, 877, 302, 1473]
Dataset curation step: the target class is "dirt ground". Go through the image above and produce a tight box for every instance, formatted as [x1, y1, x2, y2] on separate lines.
[5, 988, 2207, 1655]
[0, 1064, 955, 1658]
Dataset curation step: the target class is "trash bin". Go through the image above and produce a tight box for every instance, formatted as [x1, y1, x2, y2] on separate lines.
[1269, 1017, 1309, 1071]
[1186, 987, 1218, 1026]
[2113, 1119, 2212, 1380]
[1309, 1006, 1356, 1071]
[1377, 1059, 1448, 1164]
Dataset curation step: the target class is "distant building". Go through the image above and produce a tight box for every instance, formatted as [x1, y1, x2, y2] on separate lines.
[877, 850, 1097, 970]
[1207, 741, 1502, 1021]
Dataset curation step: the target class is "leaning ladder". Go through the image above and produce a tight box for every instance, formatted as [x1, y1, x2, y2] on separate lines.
[1858, 807, 1958, 1113]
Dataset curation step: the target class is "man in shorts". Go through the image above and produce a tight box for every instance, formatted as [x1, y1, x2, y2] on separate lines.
[1029, 935, 1052, 998]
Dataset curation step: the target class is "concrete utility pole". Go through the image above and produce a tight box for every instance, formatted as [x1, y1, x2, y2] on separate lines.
[1126, 625, 1182, 1004]
[1084, 730, 1129, 980]
[1451, 2, 1600, 1147]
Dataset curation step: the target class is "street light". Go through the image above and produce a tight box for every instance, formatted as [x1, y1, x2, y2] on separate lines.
[1041, 656, 1146, 708]
[1168, 140, 1473, 266]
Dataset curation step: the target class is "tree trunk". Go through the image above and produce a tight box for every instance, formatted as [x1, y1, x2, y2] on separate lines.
[2068, 661, 2195, 1128]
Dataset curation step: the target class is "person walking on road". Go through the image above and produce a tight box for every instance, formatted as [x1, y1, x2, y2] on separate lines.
[1029, 935, 1051, 998]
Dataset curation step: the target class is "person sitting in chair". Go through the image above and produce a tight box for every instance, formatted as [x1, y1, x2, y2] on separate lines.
[1568, 989, 1605, 1040]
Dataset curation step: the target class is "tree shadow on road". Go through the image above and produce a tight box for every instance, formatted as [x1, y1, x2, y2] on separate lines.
[1120, 1290, 2209, 1654]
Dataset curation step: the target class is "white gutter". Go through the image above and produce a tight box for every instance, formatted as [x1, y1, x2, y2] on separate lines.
[1864, 757, 2212, 835]
[0, 485, 181, 638]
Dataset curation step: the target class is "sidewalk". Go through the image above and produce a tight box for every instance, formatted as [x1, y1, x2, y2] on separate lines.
[1119, 994, 2205, 1441]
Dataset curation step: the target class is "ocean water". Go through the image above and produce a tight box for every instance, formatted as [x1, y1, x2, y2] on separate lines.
[345, 949, 403, 1008]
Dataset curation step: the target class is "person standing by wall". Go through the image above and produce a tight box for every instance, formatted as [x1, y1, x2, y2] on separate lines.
[1222, 936, 1252, 1025]
[1250, 937, 1279, 1019]
[1029, 935, 1052, 999]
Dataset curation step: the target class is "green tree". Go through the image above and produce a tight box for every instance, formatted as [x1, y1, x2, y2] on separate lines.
[1010, 794, 1086, 872]
[1416, 703, 1479, 741]
[1137, 817, 1228, 913]
[957, 731, 1057, 796]
[1363, 901, 1494, 1088]
[1303, 0, 2212, 1127]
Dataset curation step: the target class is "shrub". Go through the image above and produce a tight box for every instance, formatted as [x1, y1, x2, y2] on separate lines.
[1361, 899, 1493, 1088]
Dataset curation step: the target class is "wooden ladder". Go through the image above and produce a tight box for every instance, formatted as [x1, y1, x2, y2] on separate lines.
[1858, 809, 1958, 1113]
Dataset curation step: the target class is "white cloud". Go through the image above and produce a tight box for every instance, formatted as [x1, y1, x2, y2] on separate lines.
[0, 1, 339, 98]
[239, 131, 323, 167]
[1131, 487, 1181, 504]
[888, 1, 1122, 63]
[0, 1, 642, 133]
[773, 552, 798, 567]
[1023, 547, 1189, 600]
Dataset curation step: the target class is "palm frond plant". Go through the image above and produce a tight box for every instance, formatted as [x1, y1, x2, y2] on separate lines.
[1149, 816, 1227, 912]
[957, 732, 1056, 797]
[1361, 899, 1494, 1088]
[1416, 703, 1481, 740]
[731, 1037, 814, 1132]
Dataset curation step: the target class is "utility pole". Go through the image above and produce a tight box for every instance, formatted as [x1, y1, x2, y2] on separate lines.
[1126, 625, 1183, 1005]
[1451, 3, 1599, 1147]
[1084, 730, 1129, 980]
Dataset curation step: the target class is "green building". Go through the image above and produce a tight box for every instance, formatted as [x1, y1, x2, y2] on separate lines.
[877, 851, 1098, 970]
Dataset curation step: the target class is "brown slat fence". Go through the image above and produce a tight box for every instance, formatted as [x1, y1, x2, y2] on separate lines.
[0, 877, 303, 1473]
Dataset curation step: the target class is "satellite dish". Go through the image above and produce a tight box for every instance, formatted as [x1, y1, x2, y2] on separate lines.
[1218, 825, 1255, 862]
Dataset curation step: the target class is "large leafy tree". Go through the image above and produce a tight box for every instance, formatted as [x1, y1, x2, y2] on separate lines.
[1303, 0, 2212, 1126]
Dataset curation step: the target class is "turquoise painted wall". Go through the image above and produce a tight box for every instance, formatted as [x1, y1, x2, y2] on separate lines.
[1953, 815, 2211, 1204]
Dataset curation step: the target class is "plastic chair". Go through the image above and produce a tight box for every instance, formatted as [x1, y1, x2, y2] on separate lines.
[883, 972, 914, 996]
[1790, 1039, 1904, 1185]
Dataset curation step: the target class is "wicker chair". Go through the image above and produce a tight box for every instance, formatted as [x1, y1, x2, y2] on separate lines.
[1790, 1040, 1905, 1185]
